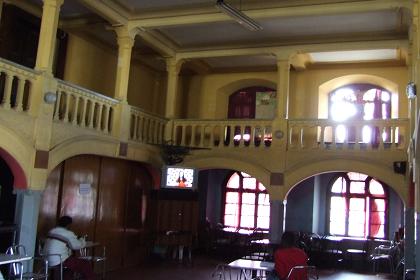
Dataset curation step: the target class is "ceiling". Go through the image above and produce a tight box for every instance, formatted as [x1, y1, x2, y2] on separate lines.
[21, 0, 411, 73]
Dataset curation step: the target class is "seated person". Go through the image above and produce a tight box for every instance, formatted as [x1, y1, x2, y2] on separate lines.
[44, 216, 95, 280]
[269, 231, 308, 280]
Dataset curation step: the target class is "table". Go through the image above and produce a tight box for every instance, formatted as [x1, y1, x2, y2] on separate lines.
[228, 259, 274, 280]
[78, 241, 106, 279]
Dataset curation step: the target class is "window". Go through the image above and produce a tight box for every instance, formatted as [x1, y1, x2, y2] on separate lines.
[329, 84, 392, 145]
[223, 172, 270, 231]
[329, 172, 387, 238]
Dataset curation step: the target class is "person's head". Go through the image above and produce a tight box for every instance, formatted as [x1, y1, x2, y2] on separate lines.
[280, 231, 296, 248]
[57, 216, 72, 228]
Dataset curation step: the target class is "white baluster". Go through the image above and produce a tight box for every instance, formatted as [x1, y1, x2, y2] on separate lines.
[14, 76, 25, 112]
[63, 92, 70, 123]
[88, 101, 95, 129]
[103, 105, 110, 133]
[72, 95, 80, 125]
[53, 91, 62, 120]
[2, 73, 12, 109]
[96, 103, 104, 131]
[80, 98, 87, 127]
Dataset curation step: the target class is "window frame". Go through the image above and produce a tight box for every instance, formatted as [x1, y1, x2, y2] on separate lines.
[327, 172, 389, 239]
[222, 171, 270, 231]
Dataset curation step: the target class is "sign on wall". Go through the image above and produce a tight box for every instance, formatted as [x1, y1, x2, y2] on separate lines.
[256, 91, 277, 119]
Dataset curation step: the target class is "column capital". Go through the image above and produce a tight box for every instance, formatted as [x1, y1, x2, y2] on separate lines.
[114, 25, 137, 48]
[166, 57, 184, 74]
[42, 0, 64, 7]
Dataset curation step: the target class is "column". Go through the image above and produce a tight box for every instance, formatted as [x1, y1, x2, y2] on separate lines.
[114, 26, 135, 102]
[269, 199, 286, 243]
[35, 0, 64, 72]
[165, 58, 183, 119]
[276, 56, 291, 119]
[405, 207, 415, 270]
[14, 189, 42, 271]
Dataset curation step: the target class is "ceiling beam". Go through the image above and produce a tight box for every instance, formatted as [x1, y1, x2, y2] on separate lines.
[78, 0, 128, 25]
[136, 30, 176, 57]
[126, 0, 412, 29]
[175, 39, 409, 60]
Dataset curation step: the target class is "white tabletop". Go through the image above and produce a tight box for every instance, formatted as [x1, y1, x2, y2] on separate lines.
[228, 259, 274, 271]
[0, 254, 31, 265]
[83, 241, 100, 248]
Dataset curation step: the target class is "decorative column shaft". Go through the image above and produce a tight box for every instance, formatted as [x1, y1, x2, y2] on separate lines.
[114, 27, 135, 102]
[35, 0, 64, 72]
[276, 58, 291, 119]
[269, 199, 286, 243]
[165, 58, 183, 119]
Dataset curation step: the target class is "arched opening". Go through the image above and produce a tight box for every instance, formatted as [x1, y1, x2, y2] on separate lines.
[0, 155, 17, 253]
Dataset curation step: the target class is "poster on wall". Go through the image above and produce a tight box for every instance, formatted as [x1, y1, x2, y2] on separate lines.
[256, 91, 277, 119]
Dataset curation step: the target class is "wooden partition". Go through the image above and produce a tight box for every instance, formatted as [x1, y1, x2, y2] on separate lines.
[37, 155, 154, 271]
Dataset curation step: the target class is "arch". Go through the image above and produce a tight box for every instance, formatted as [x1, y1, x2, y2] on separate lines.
[216, 78, 277, 118]
[184, 155, 271, 189]
[318, 74, 399, 119]
[49, 135, 163, 172]
[283, 159, 407, 204]
[0, 124, 31, 189]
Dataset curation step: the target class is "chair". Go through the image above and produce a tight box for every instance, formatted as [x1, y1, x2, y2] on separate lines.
[285, 265, 318, 280]
[37, 239, 63, 280]
[211, 263, 232, 280]
[369, 244, 397, 274]
[78, 244, 106, 279]
[6, 244, 48, 280]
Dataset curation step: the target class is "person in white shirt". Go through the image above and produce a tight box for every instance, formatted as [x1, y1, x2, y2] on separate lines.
[44, 216, 95, 280]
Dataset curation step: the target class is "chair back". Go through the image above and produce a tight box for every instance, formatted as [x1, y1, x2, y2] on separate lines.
[285, 265, 318, 280]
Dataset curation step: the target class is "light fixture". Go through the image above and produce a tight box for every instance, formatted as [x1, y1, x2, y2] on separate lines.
[44, 92, 57, 104]
[215, 0, 263, 31]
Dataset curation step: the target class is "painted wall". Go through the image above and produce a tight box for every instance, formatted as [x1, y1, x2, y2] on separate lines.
[183, 65, 408, 120]
[285, 177, 314, 233]
[63, 33, 165, 114]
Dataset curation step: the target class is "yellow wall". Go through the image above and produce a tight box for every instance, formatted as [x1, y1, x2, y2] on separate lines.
[185, 72, 277, 119]
[184, 65, 408, 120]
[127, 61, 164, 113]
[63, 34, 117, 98]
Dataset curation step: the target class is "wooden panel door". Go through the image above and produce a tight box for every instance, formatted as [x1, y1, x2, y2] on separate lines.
[60, 155, 100, 238]
[95, 158, 129, 271]
[37, 163, 62, 238]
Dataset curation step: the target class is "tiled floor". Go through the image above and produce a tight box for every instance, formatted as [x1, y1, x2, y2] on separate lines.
[105, 255, 395, 280]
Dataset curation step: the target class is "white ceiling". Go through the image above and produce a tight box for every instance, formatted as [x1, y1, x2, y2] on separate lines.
[22, 0, 411, 72]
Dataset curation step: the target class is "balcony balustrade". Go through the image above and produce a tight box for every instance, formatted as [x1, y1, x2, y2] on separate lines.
[0, 58, 411, 159]
[54, 80, 118, 134]
[129, 107, 167, 145]
[0, 58, 36, 112]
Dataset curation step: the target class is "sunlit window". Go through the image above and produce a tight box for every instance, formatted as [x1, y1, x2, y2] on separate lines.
[329, 84, 392, 145]
[329, 172, 387, 238]
[223, 172, 270, 231]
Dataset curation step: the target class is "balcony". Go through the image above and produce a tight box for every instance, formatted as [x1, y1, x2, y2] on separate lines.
[0, 58, 409, 171]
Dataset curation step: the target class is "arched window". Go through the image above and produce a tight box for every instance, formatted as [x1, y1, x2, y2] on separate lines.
[329, 84, 392, 145]
[329, 172, 387, 238]
[223, 172, 270, 231]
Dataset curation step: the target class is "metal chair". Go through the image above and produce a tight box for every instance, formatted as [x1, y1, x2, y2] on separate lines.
[211, 263, 232, 280]
[369, 244, 397, 274]
[37, 239, 64, 280]
[6, 245, 48, 280]
[78, 244, 106, 279]
[285, 265, 319, 280]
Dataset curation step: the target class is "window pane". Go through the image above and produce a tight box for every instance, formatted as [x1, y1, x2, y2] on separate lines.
[371, 224, 385, 238]
[372, 199, 385, 211]
[226, 192, 239, 203]
[347, 172, 368, 181]
[369, 180, 385, 196]
[330, 196, 346, 235]
[240, 215, 254, 228]
[242, 193, 256, 204]
[243, 177, 257, 190]
[349, 198, 365, 210]
[224, 214, 237, 227]
[227, 173, 240, 189]
[241, 172, 251, 177]
[331, 177, 346, 193]
[225, 203, 238, 215]
[258, 205, 270, 217]
[348, 222, 365, 237]
[241, 204, 255, 216]
[259, 183, 266, 191]
[350, 181, 365, 194]
[257, 217, 270, 229]
[258, 193, 270, 205]
[349, 210, 365, 224]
